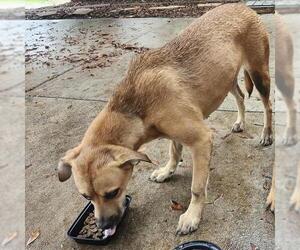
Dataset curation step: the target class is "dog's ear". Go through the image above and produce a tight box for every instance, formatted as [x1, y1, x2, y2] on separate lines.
[57, 160, 72, 182]
[117, 148, 152, 167]
[57, 145, 81, 182]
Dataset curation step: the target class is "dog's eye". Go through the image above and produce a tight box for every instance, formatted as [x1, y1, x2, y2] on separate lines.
[81, 194, 92, 200]
[104, 188, 120, 200]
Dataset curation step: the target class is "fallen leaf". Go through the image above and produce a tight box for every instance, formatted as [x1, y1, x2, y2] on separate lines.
[263, 180, 270, 190]
[236, 132, 254, 139]
[250, 243, 260, 250]
[26, 230, 40, 246]
[210, 127, 217, 133]
[151, 160, 159, 166]
[171, 200, 184, 211]
[205, 193, 224, 205]
[221, 132, 232, 140]
[1, 232, 18, 246]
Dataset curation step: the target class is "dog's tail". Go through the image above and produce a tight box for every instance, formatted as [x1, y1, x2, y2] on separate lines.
[244, 70, 254, 98]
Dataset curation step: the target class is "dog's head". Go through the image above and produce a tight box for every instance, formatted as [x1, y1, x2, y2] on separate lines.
[57, 144, 151, 230]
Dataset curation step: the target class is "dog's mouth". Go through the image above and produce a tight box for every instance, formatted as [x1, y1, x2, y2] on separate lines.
[101, 200, 126, 238]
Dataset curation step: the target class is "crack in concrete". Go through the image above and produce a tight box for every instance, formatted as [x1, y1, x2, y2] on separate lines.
[217, 108, 264, 113]
[26, 94, 108, 103]
[25, 66, 75, 93]
[0, 81, 24, 93]
[0, 164, 8, 170]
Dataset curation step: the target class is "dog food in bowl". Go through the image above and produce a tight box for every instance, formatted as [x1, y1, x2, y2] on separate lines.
[77, 212, 104, 239]
[67, 195, 132, 245]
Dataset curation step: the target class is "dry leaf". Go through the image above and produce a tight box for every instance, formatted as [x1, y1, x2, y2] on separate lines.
[151, 160, 159, 166]
[236, 132, 254, 139]
[26, 230, 40, 246]
[171, 200, 184, 211]
[250, 243, 260, 250]
[210, 127, 217, 133]
[205, 193, 223, 205]
[1, 232, 18, 246]
[221, 132, 232, 140]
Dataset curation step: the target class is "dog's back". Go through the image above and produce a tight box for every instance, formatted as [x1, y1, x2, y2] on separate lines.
[109, 3, 270, 119]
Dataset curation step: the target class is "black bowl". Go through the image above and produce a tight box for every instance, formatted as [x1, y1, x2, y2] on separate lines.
[67, 195, 132, 245]
[174, 241, 222, 250]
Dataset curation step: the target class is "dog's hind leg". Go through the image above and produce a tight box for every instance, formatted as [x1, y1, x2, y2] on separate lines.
[246, 67, 273, 146]
[244, 31, 273, 146]
[231, 79, 245, 133]
[251, 69, 273, 146]
[149, 140, 182, 182]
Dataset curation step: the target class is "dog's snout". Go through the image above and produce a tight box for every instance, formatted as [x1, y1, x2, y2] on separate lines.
[96, 215, 120, 230]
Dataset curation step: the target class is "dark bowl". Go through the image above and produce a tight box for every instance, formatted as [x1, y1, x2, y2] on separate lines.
[174, 241, 222, 250]
[67, 195, 132, 245]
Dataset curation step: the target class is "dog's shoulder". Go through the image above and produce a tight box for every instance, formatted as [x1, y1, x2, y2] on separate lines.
[107, 51, 181, 117]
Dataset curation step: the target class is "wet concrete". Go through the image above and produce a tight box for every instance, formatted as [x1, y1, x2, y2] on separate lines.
[23, 16, 280, 250]
[0, 21, 25, 249]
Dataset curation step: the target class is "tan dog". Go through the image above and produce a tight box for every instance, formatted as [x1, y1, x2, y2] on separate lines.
[58, 3, 273, 235]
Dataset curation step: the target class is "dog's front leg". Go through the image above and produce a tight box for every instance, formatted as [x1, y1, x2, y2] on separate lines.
[150, 140, 182, 182]
[176, 126, 212, 235]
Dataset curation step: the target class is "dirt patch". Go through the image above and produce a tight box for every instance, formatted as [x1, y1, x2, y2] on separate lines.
[25, 0, 274, 20]
[25, 26, 149, 73]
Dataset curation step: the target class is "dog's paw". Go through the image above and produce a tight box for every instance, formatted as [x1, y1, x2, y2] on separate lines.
[149, 167, 174, 183]
[231, 122, 244, 133]
[176, 210, 200, 235]
[290, 188, 300, 212]
[266, 188, 275, 212]
[282, 127, 297, 146]
[260, 128, 273, 146]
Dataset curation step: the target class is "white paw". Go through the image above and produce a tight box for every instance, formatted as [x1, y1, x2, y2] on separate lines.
[176, 209, 201, 235]
[231, 122, 244, 133]
[266, 189, 275, 212]
[290, 188, 300, 212]
[149, 167, 174, 183]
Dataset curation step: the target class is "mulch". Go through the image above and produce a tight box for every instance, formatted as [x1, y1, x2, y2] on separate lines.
[24, 0, 274, 20]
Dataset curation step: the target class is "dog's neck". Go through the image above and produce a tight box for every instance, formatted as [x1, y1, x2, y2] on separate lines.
[82, 106, 146, 150]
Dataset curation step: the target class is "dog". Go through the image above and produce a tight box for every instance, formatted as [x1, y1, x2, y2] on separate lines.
[266, 13, 299, 212]
[58, 3, 273, 235]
